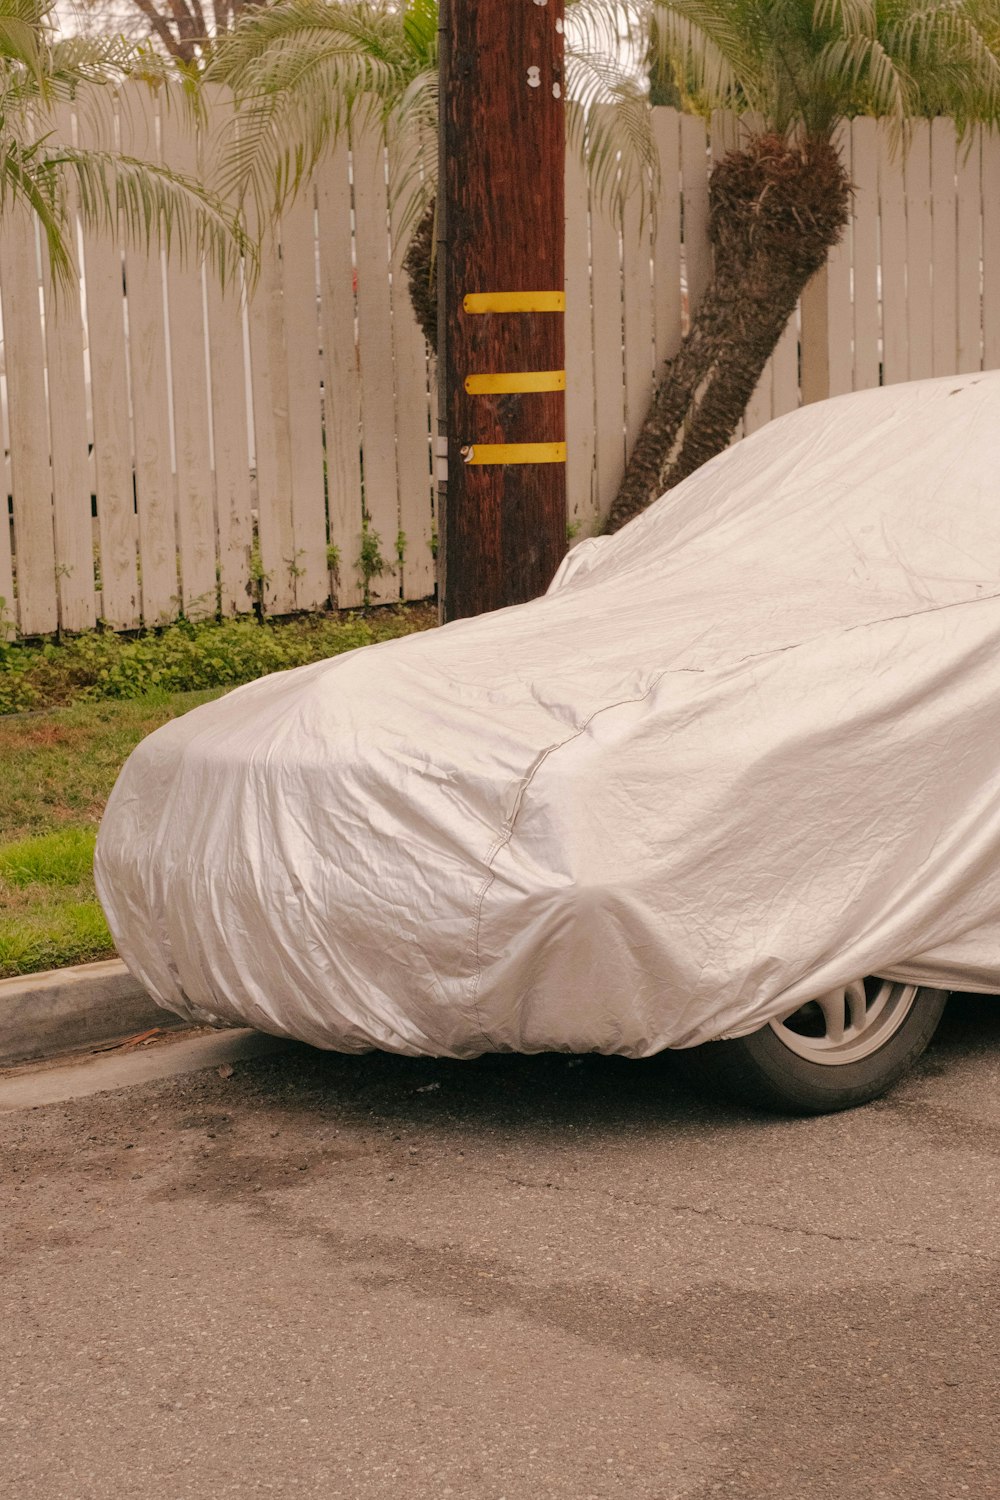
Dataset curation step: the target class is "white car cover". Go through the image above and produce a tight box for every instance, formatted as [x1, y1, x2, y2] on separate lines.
[96, 372, 1000, 1057]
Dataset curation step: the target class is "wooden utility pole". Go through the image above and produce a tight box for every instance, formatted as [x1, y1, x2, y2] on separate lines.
[439, 0, 567, 621]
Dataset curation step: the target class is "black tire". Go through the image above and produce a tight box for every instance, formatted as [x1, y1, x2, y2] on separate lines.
[687, 981, 948, 1115]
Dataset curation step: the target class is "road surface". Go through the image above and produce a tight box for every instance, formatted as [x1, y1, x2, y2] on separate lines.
[2, 997, 999, 1498]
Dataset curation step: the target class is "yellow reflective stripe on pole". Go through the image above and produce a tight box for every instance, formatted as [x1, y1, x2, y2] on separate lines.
[461, 442, 566, 465]
[464, 370, 566, 394]
[463, 291, 566, 314]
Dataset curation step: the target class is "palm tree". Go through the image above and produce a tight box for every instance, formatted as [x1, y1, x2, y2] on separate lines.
[0, 0, 250, 286]
[207, 0, 657, 343]
[604, 0, 1000, 532]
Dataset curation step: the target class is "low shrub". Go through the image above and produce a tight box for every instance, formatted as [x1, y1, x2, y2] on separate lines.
[0, 605, 436, 715]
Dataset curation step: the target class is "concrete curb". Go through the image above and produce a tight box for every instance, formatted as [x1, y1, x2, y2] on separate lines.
[0, 959, 185, 1067]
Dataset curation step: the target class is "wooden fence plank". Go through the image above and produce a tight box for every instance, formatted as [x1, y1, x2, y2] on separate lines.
[905, 120, 933, 381]
[729, 106, 776, 427]
[118, 87, 178, 627]
[352, 123, 401, 604]
[710, 109, 738, 162]
[771, 315, 799, 418]
[878, 128, 908, 385]
[956, 127, 982, 373]
[0, 439, 12, 633]
[246, 220, 296, 615]
[800, 265, 830, 406]
[280, 188, 329, 611]
[710, 111, 743, 441]
[930, 117, 958, 376]
[680, 112, 711, 321]
[197, 87, 252, 617]
[389, 164, 435, 600]
[126, 246, 179, 625]
[621, 171, 655, 456]
[0, 211, 57, 634]
[826, 122, 854, 396]
[851, 117, 880, 390]
[651, 108, 682, 370]
[41, 104, 96, 633]
[315, 142, 364, 609]
[564, 120, 598, 538]
[800, 127, 855, 405]
[982, 127, 1000, 370]
[160, 104, 218, 619]
[78, 89, 139, 629]
[742, 363, 773, 435]
[205, 276, 253, 615]
[589, 110, 627, 514]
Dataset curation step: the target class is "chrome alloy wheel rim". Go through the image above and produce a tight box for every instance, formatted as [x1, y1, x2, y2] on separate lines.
[769, 979, 919, 1066]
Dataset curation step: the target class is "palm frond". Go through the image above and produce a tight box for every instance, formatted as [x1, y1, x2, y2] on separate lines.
[206, 0, 414, 215]
[651, 0, 1000, 140]
[44, 143, 251, 286]
[565, 48, 661, 224]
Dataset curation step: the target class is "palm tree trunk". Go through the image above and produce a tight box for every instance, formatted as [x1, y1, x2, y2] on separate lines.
[403, 199, 437, 348]
[604, 133, 851, 535]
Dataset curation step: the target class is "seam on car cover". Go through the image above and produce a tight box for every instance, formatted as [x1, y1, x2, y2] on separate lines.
[466, 586, 1000, 1049]
[468, 673, 672, 1047]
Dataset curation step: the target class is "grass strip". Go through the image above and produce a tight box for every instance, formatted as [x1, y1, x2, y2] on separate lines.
[0, 604, 438, 977]
[0, 603, 436, 714]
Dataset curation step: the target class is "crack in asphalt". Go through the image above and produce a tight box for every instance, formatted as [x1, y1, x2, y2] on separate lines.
[500, 1173, 1000, 1262]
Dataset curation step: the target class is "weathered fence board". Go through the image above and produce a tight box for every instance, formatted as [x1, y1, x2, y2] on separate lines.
[564, 130, 598, 537]
[389, 155, 435, 604]
[931, 117, 959, 378]
[851, 116, 881, 391]
[3, 98, 1000, 637]
[315, 141, 364, 610]
[0, 210, 57, 635]
[160, 100, 220, 619]
[651, 108, 682, 371]
[352, 123, 402, 606]
[74, 90, 138, 630]
[983, 128, 1000, 371]
[43, 106, 97, 635]
[956, 129, 983, 374]
[906, 120, 934, 382]
[679, 111, 711, 317]
[621, 180, 655, 454]
[205, 273, 254, 617]
[590, 107, 628, 517]
[246, 216, 296, 616]
[280, 189, 330, 613]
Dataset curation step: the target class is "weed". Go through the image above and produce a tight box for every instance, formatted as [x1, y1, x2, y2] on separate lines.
[0, 605, 437, 716]
[356, 518, 389, 606]
[248, 539, 271, 618]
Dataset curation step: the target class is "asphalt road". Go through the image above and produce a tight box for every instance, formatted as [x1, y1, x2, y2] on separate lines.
[2, 997, 999, 1500]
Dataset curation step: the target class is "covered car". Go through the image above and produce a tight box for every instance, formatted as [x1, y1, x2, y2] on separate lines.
[95, 371, 1000, 1111]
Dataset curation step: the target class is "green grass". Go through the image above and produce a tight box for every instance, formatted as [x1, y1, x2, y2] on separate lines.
[0, 688, 228, 846]
[0, 603, 437, 715]
[0, 604, 438, 977]
[0, 827, 110, 977]
[0, 690, 230, 978]
[0, 826, 102, 887]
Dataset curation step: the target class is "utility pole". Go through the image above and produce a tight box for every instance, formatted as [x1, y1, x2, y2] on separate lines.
[438, 0, 567, 622]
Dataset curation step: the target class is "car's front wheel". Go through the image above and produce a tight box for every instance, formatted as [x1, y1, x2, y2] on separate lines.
[690, 979, 948, 1114]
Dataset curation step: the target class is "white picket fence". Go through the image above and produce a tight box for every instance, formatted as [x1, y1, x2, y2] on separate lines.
[2, 92, 1000, 637]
